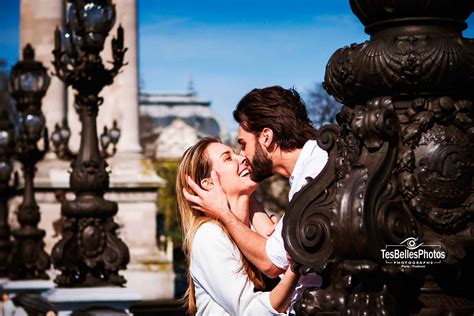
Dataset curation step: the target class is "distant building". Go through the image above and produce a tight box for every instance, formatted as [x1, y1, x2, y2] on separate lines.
[139, 86, 228, 160]
[152, 119, 199, 160]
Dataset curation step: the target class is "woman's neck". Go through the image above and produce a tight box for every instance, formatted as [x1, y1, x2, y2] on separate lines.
[227, 194, 250, 226]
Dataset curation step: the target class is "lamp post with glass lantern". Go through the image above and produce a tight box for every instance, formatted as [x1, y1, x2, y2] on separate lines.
[51, 118, 121, 160]
[8, 44, 51, 280]
[0, 104, 16, 278]
[51, 0, 129, 287]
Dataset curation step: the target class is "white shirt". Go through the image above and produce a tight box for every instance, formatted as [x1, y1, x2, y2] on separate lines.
[266, 140, 328, 268]
[191, 222, 285, 316]
[265, 140, 328, 312]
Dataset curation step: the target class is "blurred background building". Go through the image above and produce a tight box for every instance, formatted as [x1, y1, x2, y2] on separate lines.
[139, 82, 228, 160]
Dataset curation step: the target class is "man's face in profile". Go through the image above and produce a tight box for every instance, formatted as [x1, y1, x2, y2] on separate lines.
[237, 126, 273, 182]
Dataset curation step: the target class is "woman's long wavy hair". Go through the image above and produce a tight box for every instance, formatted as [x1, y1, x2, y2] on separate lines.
[176, 137, 264, 315]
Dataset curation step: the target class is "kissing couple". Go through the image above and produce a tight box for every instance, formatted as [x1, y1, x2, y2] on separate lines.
[177, 86, 328, 315]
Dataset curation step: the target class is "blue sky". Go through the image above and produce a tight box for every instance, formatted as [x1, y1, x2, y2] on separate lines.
[1, 1, 474, 130]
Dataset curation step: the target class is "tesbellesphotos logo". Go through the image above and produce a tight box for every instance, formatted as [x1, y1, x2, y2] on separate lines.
[381, 237, 446, 268]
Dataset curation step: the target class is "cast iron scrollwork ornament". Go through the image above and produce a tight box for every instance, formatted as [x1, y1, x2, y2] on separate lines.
[285, 97, 421, 315]
[284, 1, 474, 314]
[50, 0, 129, 287]
[8, 44, 51, 279]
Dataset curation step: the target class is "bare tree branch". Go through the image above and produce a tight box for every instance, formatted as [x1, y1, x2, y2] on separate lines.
[306, 83, 342, 128]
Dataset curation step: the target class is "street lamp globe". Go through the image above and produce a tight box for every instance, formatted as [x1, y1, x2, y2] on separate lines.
[8, 44, 50, 112]
[109, 120, 120, 145]
[0, 109, 14, 184]
[23, 112, 46, 143]
[68, 0, 116, 52]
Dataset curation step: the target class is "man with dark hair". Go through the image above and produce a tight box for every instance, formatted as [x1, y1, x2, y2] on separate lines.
[233, 86, 319, 183]
[185, 86, 328, 313]
[234, 86, 318, 155]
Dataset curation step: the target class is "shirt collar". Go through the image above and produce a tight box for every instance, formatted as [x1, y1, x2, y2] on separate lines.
[289, 140, 318, 188]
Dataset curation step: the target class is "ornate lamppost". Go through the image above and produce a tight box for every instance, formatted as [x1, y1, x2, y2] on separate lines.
[0, 104, 16, 278]
[8, 44, 51, 280]
[99, 119, 120, 158]
[284, 0, 474, 314]
[50, 119, 120, 160]
[51, 0, 129, 287]
[50, 122, 74, 161]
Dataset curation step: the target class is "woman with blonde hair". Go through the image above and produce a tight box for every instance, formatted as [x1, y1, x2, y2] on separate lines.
[177, 137, 299, 315]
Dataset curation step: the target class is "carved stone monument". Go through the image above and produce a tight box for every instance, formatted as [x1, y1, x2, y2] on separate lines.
[284, 1, 474, 314]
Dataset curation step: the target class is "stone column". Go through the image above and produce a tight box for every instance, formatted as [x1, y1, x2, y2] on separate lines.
[100, 0, 142, 154]
[20, 0, 65, 136]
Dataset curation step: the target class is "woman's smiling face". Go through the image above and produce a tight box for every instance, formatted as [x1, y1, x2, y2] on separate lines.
[204, 142, 257, 196]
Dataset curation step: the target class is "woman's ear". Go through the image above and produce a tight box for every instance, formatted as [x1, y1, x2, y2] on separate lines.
[200, 177, 214, 191]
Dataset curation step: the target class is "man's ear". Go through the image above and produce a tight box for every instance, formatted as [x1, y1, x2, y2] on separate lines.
[200, 177, 214, 191]
[260, 127, 274, 149]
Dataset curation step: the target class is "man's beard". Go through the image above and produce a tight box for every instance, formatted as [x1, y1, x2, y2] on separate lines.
[249, 142, 273, 182]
